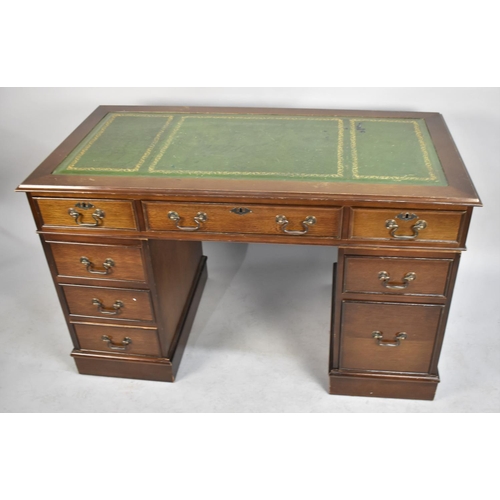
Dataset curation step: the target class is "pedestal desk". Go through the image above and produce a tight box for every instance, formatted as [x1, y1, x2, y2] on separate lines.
[17, 106, 481, 400]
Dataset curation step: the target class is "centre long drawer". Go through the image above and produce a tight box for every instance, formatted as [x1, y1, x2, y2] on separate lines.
[143, 201, 342, 239]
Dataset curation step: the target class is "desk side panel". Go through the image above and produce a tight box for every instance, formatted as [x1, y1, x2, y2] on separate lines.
[146, 239, 204, 358]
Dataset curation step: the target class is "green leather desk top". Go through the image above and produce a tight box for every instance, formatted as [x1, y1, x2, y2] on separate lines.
[52, 112, 447, 186]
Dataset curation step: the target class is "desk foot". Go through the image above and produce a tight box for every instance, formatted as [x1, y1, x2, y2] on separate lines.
[72, 351, 175, 382]
[329, 369, 439, 401]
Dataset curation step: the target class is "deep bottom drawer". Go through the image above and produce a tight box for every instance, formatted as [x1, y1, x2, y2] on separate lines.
[340, 301, 445, 373]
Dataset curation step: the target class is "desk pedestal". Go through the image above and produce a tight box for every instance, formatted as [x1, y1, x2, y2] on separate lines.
[42, 234, 207, 383]
[329, 248, 460, 400]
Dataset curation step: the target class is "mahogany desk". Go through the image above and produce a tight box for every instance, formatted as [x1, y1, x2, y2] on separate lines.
[17, 106, 481, 400]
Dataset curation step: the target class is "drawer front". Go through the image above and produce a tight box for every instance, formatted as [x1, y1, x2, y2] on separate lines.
[62, 285, 154, 322]
[340, 301, 444, 373]
[143, 202, 341, 239]
[350, 208, 465, 244]
[36, 198, 138, 230]
[343, 256, 452, 297]
[74, 323, 161, 356]
[50, 242, 146, 282]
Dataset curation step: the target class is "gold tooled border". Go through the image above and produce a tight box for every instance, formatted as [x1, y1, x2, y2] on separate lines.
[60, 114, 442, 183]
[350, 118, 439, 181]
[65, 114, 174, 172]
[148, 115, 344, 178]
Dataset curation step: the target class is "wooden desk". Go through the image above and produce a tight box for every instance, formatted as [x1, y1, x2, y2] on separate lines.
[17, 106, 481, 400]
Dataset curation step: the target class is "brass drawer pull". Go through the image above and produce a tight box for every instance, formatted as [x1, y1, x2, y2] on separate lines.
[378, 271, 416, 289]
[92, 298, 124, 315]
[168, 211, 207, 231]
[101, 335, 132, 351]
[276, 215, 316, 235]
[80, 257, 115, 275]
[68, 207, 105, 227]
[371, 331, 407, 347]
[385, 218, 427, 240]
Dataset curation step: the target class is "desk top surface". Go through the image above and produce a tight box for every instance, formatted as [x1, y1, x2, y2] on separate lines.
[19, 106, 481, 206]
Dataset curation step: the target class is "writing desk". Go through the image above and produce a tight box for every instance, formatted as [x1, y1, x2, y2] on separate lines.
[17, 106, 481, 400]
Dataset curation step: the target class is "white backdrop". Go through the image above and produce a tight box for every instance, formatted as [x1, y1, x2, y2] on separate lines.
[0, 87, 498, 413]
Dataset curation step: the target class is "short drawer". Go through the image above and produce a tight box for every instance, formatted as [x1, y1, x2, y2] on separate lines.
[49, 241, 146, 282]
[343, 256, 453, 297]
[74, 323, 161, 356]
[62, 284, 154, 322]
[340, 301, 444, 373]
[143, 202, 341, 239]
[349, 208, 465, 244]
[36, 198, 138, 230]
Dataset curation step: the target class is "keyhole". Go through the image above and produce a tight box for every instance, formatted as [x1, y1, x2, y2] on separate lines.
[395, 212, 418, 222]
[230, 207, 252, 215]
[75, 202, 95, 210]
